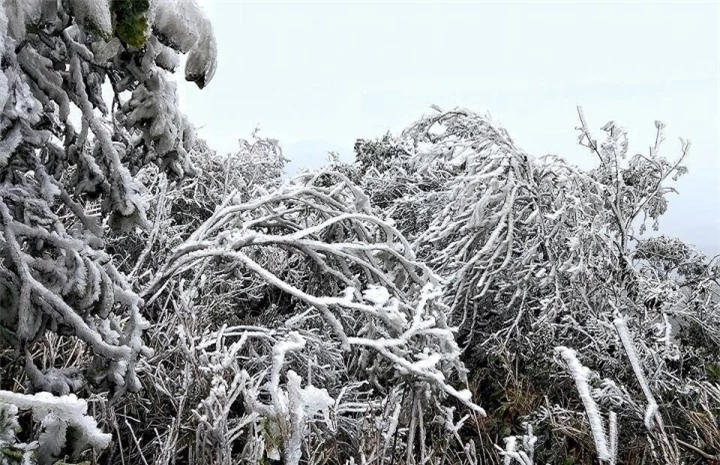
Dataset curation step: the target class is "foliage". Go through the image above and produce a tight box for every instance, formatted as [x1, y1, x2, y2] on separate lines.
[353, 107, 719, 463]
[0, 0, 215, 457]
[111, 0, 150, 48]
[0, 390, 109, 465]
[125, 164, 479, 465]
[0, 2, 717, 463]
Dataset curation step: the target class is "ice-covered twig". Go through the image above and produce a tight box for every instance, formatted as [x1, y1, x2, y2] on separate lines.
[613, 316, 664, 432]
[0, 390, 111, 462]
[495, 423, 537, 465]
[556, 346, 611, 461]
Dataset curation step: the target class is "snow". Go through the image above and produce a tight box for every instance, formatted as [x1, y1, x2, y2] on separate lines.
[643, 401, 659, 433]
[0, 2, 7, 113]
[411, 352, 441, 371]
[608, 412, 618, 465]
[503, 436, 517, 465]
[298, 381, 335, 430]
[498, 423, 537, 465]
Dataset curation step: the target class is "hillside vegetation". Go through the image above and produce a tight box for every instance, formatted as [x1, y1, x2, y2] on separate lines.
[0, 1, 717, 464]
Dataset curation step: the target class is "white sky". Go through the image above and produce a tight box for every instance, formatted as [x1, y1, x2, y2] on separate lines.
[177, 1, 720, 255]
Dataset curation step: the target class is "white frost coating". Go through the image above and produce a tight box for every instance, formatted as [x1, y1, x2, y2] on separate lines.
[262, 362, 332, 463]
[379, 297, 407, 329]
[70, 0, 112, 36]
[613, 317, 664, 432]
[0, 2, 6, 94]
[643, 400, 659, 432]
[382, 400, 402, 444]
[503, 436, 517, 465]
[0, 390, 111, 453]
[608, 411, 618, 465]
[243, 333, 339, 465]
[556, 347, 610, 461]
[428, 122, 447, 136]
[412, 352, 441, 372]
[152, 0, 217, 88]
[3, 0, 43, 39]
[363, 285, 390, 306]
[613, 317, 654, 403]
[154, 39, 181, 71]
[299, 384, 334, 424]
[285, 371, 305, 465]
[523, 424, 537, 461]
[90, 37, 122, 63]
[0, 0, 6, 41]
[496, 423, 537, 465]
[152, 0, 200, 51]
[184, 27, 217, 87]
[271, 332, 306, 405]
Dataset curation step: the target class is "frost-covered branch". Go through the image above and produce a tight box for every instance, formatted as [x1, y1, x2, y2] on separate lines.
[556, 347, 612, 462]
[0, 390, 110, 464]
[0, 0, 216, 395]
[139, 169, 482, 463]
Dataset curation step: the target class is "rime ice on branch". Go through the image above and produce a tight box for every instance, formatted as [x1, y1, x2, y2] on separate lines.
[145, 169, 483, 463]
[0, 0, 216, 395]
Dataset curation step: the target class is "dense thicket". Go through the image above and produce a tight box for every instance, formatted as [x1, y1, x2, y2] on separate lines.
[351, 109, 719, 463]
[0, 0, 217, 462]
[0, 2, 717, 465]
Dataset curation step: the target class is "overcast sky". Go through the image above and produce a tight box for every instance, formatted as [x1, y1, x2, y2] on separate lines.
[177, 1, 719, 255]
